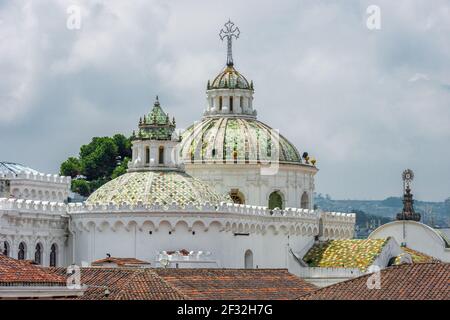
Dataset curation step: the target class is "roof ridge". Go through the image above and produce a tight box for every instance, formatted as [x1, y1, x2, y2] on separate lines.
[147, 269, 190, 300]
[113, 269, 189, 300]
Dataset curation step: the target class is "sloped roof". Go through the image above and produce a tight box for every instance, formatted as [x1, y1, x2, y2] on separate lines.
[0, 254, 66, 286]
[49, 268, 316, 300]
[300, 263, 450, 300]
[400, 247, 440, 263]
[154, 269, 316, 300]
[303, 239, 389, 271]
[91, 257, 151, 267]
[50, 267, 186, 300]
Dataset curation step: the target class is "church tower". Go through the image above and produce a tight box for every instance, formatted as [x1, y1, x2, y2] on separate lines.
[128, 96, 181, 172]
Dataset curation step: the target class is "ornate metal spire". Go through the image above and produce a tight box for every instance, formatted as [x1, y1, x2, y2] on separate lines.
[219, 20, 240, 67]
[397, 169, 421, 221]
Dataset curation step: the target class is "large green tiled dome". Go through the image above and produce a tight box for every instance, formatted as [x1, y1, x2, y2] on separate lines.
[86, 171, 230, 206]
[179, 117, 303, 164]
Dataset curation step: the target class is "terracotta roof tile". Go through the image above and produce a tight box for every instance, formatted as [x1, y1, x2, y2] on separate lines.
[49, 267, 316, 300]
[91, 257, 151, 267]
[300, 263, 450, 300]
[154, 269, 317, 300]
[0, 254, 66, 286]
[49, 267, 186, 300]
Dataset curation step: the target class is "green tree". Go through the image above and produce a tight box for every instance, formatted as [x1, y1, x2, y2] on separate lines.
[111, 157, 130, 179]
[80, 137, 119, 181]
[61, 134, 132, 197]
[71, 179, 90, 197]
[60, 157, 81, 178]
[113, 134, 132, 159]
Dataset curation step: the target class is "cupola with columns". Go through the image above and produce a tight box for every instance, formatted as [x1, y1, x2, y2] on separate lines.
[204, 20, 256, 118]
[128, 97, 182, 172]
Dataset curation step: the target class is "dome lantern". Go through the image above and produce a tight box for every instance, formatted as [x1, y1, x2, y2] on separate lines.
[204, 21, 256, 119]
[128, 96, 181, 172]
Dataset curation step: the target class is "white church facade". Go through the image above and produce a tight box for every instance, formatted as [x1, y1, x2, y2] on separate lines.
[0, 21, 357, 277]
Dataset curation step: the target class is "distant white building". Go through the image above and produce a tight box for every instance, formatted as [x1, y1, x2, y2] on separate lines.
[0, 162, 70, 267]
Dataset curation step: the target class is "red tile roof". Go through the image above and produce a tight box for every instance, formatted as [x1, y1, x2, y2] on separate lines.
[91, 257, 151, 267]
[155, 269, 317, 300]
[49, 268, 316, 300]
[50, 267, 186, 300]
[0, 254, 66, 286]
[300, 263, 450, 300]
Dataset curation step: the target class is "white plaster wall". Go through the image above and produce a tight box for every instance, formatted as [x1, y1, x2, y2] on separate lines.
[185, 163, 317, 209]
[369, 221, 450, 262]
[70, 214, 315, 271]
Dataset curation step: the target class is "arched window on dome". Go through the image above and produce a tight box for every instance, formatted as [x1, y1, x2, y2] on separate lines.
[268, 191, 284, 210]
[301, 192, 310, 209]
[145, 146, 150, 164]
[50, 244, 57, 267]
[244, 249, 253, 269]
[240, 96, 244, 110]
[229, 97, 233, 112]
[2, 241, 10, 257]
[34, 243, 43, 265]
[18, 242, 26, 260]
[158, 146, 164, 165]
[219, 97, 223, 111]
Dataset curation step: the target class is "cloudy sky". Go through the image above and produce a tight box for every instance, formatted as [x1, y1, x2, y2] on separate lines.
[1, 0, 449, 201]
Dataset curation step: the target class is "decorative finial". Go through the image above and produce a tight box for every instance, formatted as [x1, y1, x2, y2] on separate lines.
[397, 169, 421, 221]
[155, 95, 160, 105]
[402, 169, 414, 188]
[219, 20, 240, 67]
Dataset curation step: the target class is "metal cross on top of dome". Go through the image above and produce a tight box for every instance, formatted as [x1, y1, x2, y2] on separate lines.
[219, 20, 240, 67]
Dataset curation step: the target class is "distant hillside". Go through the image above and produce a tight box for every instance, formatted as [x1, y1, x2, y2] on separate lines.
[314, 194, 450, 228]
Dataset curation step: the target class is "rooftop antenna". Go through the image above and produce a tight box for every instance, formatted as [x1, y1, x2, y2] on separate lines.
[219, 20, 240, 67]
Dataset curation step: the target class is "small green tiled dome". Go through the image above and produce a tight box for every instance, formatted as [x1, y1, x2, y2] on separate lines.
[133, 97, 176, 141]
[209, 65, 252, 90]
[179, 117, 303, 164]
[86, 171, 230, 206]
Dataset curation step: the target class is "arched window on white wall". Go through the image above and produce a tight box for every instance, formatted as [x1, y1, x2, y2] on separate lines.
[301, 192, 309, 209]
[18, 242, 26, 260]
[2, 241, 10, 257]
[35, 243, 43, 265]
[268, 191, 284, 210]
[50, 244, 58, 267]
[158, 146, 165, 164]
[244, 249, 253, 269]
[145, 146, 150, 164]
